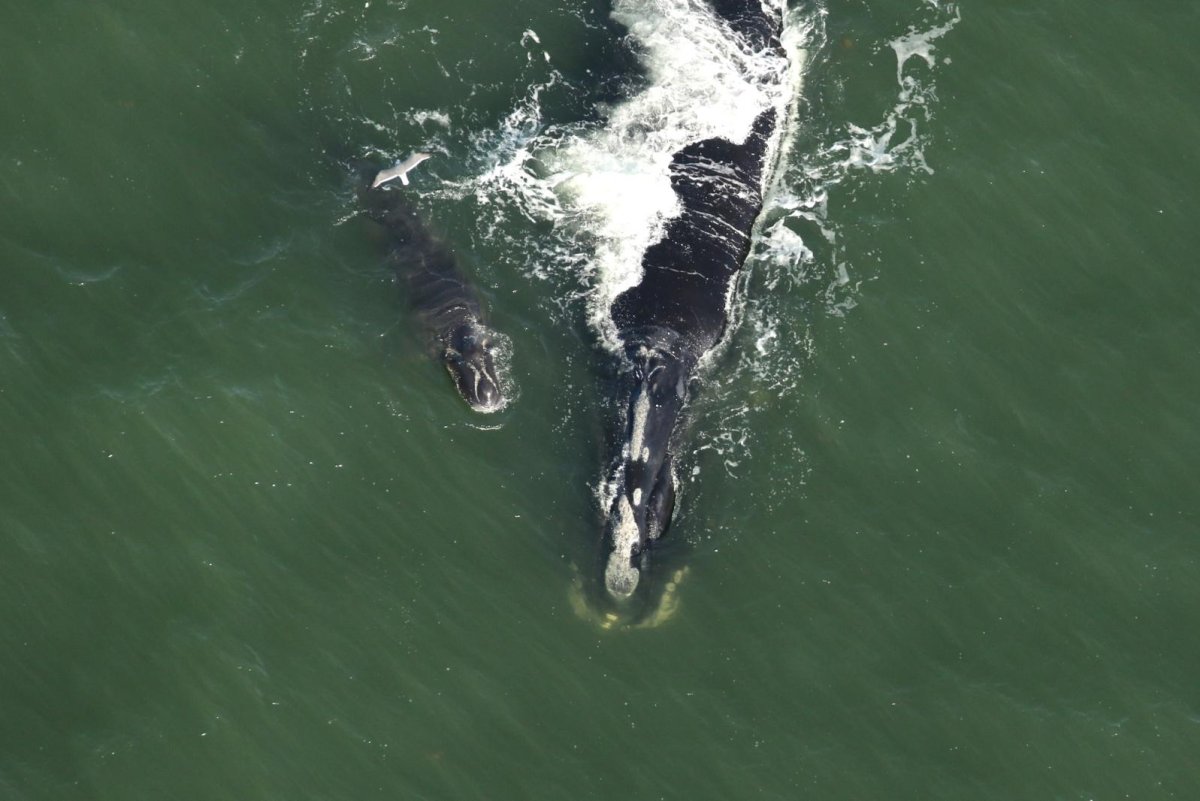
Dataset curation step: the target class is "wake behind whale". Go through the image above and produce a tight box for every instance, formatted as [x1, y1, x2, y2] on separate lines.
[542, 0, 798, 348]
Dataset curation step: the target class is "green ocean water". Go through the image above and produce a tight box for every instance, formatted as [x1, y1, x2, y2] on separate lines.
[2, 0, 1198, 799]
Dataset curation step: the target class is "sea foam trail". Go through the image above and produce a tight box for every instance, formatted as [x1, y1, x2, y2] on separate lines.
[538, 0, 796, 350]
[695, 1, 962, 497]
[741, 2, 962, 398]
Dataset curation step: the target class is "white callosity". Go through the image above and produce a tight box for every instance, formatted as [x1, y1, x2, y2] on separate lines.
[628, 387, 651, 462]
[604, 494, 642, 597]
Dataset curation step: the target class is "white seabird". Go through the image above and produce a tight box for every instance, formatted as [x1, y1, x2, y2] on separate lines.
[371, 152, 433, 188]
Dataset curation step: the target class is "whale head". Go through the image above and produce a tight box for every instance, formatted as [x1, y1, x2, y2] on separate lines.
[442, 320, 506, 413]
[603, 339, 696, 600]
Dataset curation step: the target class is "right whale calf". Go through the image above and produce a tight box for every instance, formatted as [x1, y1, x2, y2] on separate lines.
[360, 171, 508, 413]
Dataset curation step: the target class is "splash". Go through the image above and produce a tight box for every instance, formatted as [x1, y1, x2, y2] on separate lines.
[734, 1, 961, 411]
[535, 0, 794, 348]
[671, 1, 962, 497]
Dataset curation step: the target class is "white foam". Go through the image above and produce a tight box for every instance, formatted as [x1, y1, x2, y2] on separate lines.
[891, 6, 960, 82]
[538, 0, 795, 348]
[409, 109, 451, 129]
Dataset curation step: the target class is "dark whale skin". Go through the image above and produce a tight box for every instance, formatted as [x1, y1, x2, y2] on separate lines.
[610, 107, 778, 356]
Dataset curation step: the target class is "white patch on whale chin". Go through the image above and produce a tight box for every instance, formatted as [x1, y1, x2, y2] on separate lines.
[605, 495, 642, 597]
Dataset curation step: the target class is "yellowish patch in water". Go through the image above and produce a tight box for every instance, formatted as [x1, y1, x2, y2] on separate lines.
[568, 566, 690, 630]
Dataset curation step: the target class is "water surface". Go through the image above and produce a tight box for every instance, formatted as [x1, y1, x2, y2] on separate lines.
[2, 1, 1198, 799]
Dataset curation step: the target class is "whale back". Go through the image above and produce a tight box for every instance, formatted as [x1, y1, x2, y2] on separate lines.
[608, 0, 785, 357]
[360, 190, 481, 336]
[610, 107, 778, 356]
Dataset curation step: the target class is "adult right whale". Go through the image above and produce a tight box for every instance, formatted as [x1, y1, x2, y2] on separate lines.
[599, 0, 791, 600]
